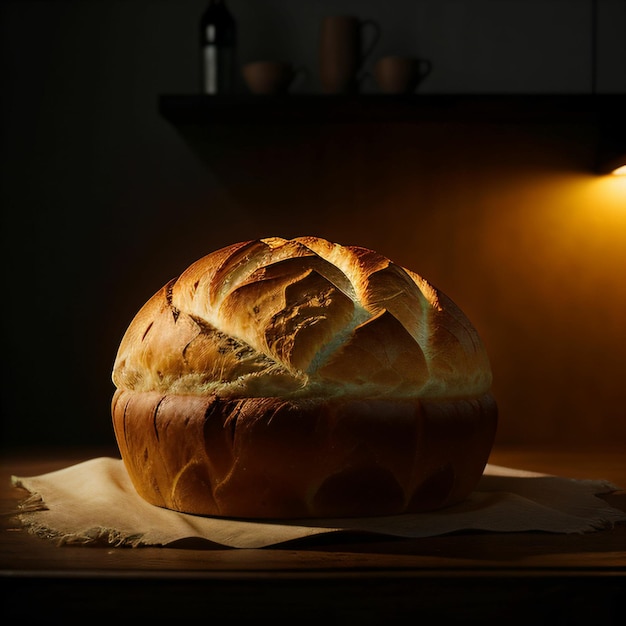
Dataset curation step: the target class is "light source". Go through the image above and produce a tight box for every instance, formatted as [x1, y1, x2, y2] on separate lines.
[591, 0, 626, 176]
[596, 149, 626, 176]
[594, 100, 626, 176]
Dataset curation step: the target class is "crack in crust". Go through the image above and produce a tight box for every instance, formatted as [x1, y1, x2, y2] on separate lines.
[112, 237, 492, 400]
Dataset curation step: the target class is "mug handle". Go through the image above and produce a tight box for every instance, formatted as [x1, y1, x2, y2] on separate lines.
[292, 66, 311, 91]
[359, 19, 381, 67]
[418, 59, 433, 79]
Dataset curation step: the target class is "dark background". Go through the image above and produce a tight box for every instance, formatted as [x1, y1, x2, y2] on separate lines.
[1, 0, 625, 452]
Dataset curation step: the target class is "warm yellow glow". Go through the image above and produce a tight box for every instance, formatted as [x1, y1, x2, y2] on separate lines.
[611, 164, 626, 176]
[574, 173, 626, 217]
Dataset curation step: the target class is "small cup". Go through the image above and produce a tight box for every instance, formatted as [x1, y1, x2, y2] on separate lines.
[373, 55, 432, 94]
[242, 61, 303, 95]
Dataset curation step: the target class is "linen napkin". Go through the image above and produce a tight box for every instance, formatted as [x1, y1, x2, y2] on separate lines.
[11, 457, 626, 549]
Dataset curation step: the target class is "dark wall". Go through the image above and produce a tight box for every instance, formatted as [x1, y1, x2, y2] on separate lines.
[1, 1, 625, 451]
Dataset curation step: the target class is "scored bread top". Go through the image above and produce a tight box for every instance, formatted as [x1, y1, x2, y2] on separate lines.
[112, 236, 492, 400]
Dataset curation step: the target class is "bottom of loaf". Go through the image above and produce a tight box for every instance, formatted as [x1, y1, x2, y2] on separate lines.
[112, 390, 498, 519]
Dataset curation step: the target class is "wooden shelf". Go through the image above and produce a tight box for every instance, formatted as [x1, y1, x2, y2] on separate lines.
[158, 93, 626, 127]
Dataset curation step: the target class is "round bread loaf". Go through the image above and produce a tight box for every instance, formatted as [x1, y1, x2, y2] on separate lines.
[112, 236, 497, 519]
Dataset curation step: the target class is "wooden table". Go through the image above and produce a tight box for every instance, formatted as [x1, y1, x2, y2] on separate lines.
[1, 445, 625, 624]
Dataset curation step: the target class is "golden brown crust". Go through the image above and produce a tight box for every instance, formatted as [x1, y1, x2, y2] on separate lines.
[111, 236, 498, 518]
[112, 389, 497, 519]
[112, 236, 492, 400]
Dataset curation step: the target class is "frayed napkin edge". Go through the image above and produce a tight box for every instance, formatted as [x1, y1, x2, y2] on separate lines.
[11, 475, 147, 548]
[10, 471, 626, 549]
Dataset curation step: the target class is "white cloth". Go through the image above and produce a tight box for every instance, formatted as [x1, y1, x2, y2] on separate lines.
[11, 457, 626, 549]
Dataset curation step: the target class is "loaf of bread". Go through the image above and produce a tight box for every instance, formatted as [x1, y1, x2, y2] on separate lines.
[112, 236, 497, 519]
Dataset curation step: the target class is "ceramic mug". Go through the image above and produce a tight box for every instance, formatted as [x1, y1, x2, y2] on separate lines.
[319, 15, 381, 94]
[242, 61, 306, 95]
[373, 56, 432, 94]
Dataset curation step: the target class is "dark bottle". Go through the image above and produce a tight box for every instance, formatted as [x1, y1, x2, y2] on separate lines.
[199, 0, 237, 94]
